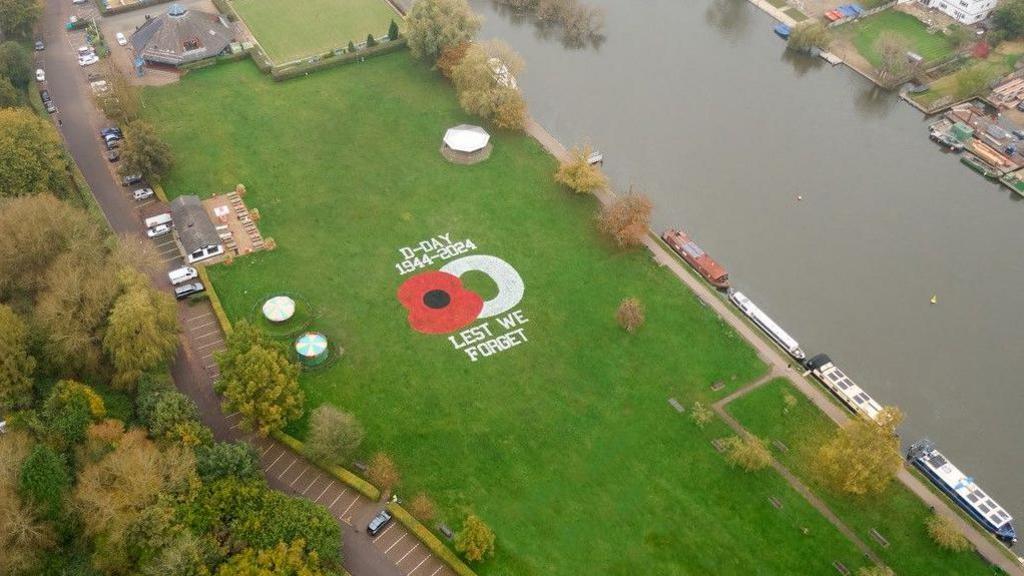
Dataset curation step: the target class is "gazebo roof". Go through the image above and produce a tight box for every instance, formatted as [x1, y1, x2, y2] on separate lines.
[443, 125, 490, 153]
[131, 5, 235, 66]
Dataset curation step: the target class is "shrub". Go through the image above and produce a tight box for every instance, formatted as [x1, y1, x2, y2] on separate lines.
[926, 513, 971, 552]
[367, 453, 400, 495]
[305, 405, 364, 467]
[455, 514, 495, 562]
[348, 40, 357, 53]
[722, 435, 772, 472]
[597, 192, 652, 247]
[690, 401, 714, 428]
[389, 19, 400, 41]
[409, 492, 437, 523]
[195, 442, 261, 482]
[366, 34, 378, 48]
[554, 145, 607, 194]
[616, 298, 645, 333]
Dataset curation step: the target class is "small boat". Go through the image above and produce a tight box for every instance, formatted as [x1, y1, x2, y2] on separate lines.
[773, 24, 791, 40]
[960, 154, 1000, 180]
[730, 291, 806, 361]
[661, 229, 730, 290]
[930, 295, 937, 305]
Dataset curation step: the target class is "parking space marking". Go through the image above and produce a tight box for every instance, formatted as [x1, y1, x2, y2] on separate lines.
[188, 320, 217, 332]
[408, 556, 430, 575]
[229, 420, 243, 431]
[384, 534, 406, 554]
[371, 523, 395, 543]
[314, 481, 334, 503]
[193, 331, 223, 342]
[201, 352, 216, 361]
[397, 543, 420, 564]
[266, 452, 285, 471]
[288, 466, 309, 487]
[340, 495, 360, 518]
[195, 339, 223, 351]
[301, 475, 319, 495]
[328, 489, 347, 510]
[204, 363, 219, 371]
[277, 459, 297, 479]
[188, 312, 213, 323]
[261, 444, 275, 457]
[429, 567, 443, 576]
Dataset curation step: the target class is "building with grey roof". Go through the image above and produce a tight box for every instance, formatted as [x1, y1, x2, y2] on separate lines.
[170, 195, 224, 264]
[131, 4, 235, 67]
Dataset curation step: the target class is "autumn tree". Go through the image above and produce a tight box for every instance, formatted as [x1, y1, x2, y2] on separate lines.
[690, 401, 714, 428]
[97, 59, 141, 124]
[104, 271, 180, 390]
[0, 0, 40, 37]
[926, 513, 971, 552]
[722, 435, 772, 472]
[409, 492, 437, 523]
[306, 405, 364, 467]
[787, 21, 830, 53]
[816, 406, 903, 495]
[0, 304, 35, 412]
[0, 432, 55, 576]
[437, 42, 469, 79]
[0, 107, 68, 198]
[366, 452, 400, 497]
[451, 40, 529, 130]
[215, 321, 304, 436]
[43, 380, 106, 450]
[406, 0, 481, 61]
[0, 41, 31, 88]
[875, 31, 910, 81]
[615, 297, 645, 333]
[216, 538, 332, 576]
[120, 120, 174, 182]
[597, 192, 652, 247]
[455, 514, 495, 562]
[555, 145, 608, 194]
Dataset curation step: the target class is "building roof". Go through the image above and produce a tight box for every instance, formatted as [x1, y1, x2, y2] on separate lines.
[443, 125, 490, 153]
[170, 195, 221, 255]
[131, 4, 234, 66]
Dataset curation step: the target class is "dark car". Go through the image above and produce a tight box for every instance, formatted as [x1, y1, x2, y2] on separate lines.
[107, 149, 120, 162]
[106, 138, 121, 151]
[44, 100, 57, 114]
[173, 282, 205, 300]
[366, 510, 392, 537]
[121, 173, 142, 186]
[100, 127, 121, 138]
[34, 40, 44, 51]
[39, 89, 50, 102]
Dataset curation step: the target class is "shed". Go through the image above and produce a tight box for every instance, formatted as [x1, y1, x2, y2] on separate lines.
[170, 195, 225, 264]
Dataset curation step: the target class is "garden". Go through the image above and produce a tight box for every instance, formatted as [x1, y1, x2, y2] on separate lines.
[140, 53, 995, 575]
[841, 9, 956, 68]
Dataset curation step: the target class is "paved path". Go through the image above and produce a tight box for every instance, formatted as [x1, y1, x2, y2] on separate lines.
[525, 119, 1024, 575]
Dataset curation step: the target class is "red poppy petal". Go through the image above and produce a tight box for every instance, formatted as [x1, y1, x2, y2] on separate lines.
[398, 272, 484, 334]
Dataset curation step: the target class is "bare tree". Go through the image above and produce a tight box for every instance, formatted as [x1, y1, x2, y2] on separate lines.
[875, 31, 910, 81]
[616, 298, 645, 333]
[597, 192, 652, 247]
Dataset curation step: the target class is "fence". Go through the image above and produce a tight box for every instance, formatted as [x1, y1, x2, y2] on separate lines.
[270, 38, 407, 81]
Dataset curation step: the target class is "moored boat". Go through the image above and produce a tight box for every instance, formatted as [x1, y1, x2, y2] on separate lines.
[729, 291, 806, 361]
[661, 229, 730, 290]
[805, 354, 883, 422]
[907, 440, 1017, 545]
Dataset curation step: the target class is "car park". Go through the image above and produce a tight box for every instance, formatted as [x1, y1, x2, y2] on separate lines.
[168, 266, 198, 285]
[35, 68, 44, 82]
[173, 282, 205, 300]
[34, 40, 44, 51]
[122, 173, 143, 186]
[116, 32, 127, 46]
[107, 149, 120, 162]
[366, 510, 392, 536]
[133, 187, 154, 201]
[146, 223, 172, 238]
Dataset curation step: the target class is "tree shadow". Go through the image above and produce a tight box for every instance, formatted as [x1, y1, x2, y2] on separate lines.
[853, 83, 896, 119]
[780, 48, 824, 77]
[705, 0, 750, 42]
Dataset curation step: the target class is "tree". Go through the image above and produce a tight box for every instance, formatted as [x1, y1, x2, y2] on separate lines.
[690, 401, 714, 428]
[216, 539, 332, 576]
[97, 59, 141, 124]
[409, 492, 437, 523]
[816, 407, 903, 495]
[875, 31, 910, 81]
[955, 66, 994, 100]
[857, 567, 895, 576]
[0, 41, 31, 88]
[406, 0, 481, 61]
[388, 19, 400, 41]
[722, 435, 772, 472]
[561, 1, 605, 47]
[43, 380, 107, 450]
[993, 0, 1024, 39]
[366, 33, 378, 47]
[215, 321, 304, 436]
[138, 531, 210, 576]
[615, 297, 645, 333]
[306, 405, 364, 467]
[366, 452, 399, 496]
[926, 513, 971, 552]
[0, 0, 40, 38]
[0, 76, 20, 108]
[195, 442, 261, 482]
[348, 40, 356, 52]
[0, 304, 35, 412]
[437, 42, 469, 79]
[17, 445, 70, 522]
[787, 21, 830, 52]
[140, 390, 211, 447]
[0, 107, 68, 198]
[451, 40, 529, 130]
[104, 271, 180, 390]
[120, 120, 174, 182]
[455, 514, 495, 562]
[0, 485, 56, 575]
[555, 145, 608, 194]
[597, 192, 652, 247]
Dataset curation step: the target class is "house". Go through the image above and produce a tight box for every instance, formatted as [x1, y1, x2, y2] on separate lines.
[170, 195, 224, 264]
[131, 4, 235, 67]
[918, 0, 998, 24]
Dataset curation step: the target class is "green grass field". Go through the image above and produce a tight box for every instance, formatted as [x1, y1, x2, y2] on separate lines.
[233, 0, 399, 63]
[726, 379, 1001, 575]
[141, 53, 968, 574]
[844, 10, 955, 68]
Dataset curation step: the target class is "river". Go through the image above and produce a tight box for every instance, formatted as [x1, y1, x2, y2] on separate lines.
[471, 0, 1024, 524]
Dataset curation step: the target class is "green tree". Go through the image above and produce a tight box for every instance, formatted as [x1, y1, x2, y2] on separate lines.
[0, 41, 30, 88]
[216, 539, 332, 576]
[955, 66, 994, 100]
[452, 40, 528, 130]
[18, 445, 70, 522]
[722, 435, 773, 472]
[0, 107, 68, 198]
[140, 390, 211, 447]
[195, 442, 261, 482]
[406, 0, 482, 61]
[104, 271, 180, 390]
[43, 380, 107, 450]
[455, 514, 495, 563]
[0, 304, 35, 412]
[555, 145, 607, 194]
[816, 407, 904, 495]
[215, 321, 304, 436]
[139, 531, 211, 576]
[388, 19, 400, 41]
[0, 76, 21, 107]
[306, 405, 364, 467]
[926, 513, 971, 552]
[366, 33, 378, 47]
[119, 120, 174, 182]
[993, 0, 1024, 39]
[0, 0, 41, 38]
[787, 21, 830, 52]
[348, 40, 356, 52]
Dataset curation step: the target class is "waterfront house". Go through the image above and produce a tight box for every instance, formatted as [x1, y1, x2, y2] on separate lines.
[917, 0, 998, 24]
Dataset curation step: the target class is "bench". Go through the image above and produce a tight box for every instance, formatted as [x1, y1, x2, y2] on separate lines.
[710, 381, 725, 392]
[768, 496, 783, 509]
[772, 440, 789, 453]
[711, 438, 727, 453]
[869, 528, 890, 548]
[668, 398, 685, 413]
[352, 460, 368, 473]
[437, 523, 454, 540]
[832, 561, 850, 575]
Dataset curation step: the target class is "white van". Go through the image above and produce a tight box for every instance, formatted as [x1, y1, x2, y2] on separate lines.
[168, 266, 198, 285]
[144, 213, 172, 229]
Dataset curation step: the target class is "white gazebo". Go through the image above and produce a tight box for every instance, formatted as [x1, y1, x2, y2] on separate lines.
[441, 124, 492, 164]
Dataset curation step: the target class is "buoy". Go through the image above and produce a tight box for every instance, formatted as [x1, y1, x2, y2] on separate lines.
[930, 295, 938, 305]
[797, 195, 803, 201]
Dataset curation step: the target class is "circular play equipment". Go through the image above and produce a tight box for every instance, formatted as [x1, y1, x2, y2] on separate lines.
[262, 295, 296, 323]
[295, 331, 330, 367]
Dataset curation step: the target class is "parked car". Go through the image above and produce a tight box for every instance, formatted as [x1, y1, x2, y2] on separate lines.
[44, 100, 57, 114]
[173, 282, 205, 300]
[107, 149, 120, 162]
[367, 510, 392, 536]
[122, 173, 143, 186]
[72, 0, 88, 4]
[116, 32, 127, 46]
[144, 213, 172, 228]
[39, 89, 50, 102]
[105, 138, 120, 151]
[168, 266, 198, 285]
[35, 68, 44, 82]
[79, 54, 99, 67]
[77, 46, 93, 58]
[34, 39, 44, 51]
[100, 127, 122, 138]
[133, 187, 154, 201]
[146, 223, 172, 238]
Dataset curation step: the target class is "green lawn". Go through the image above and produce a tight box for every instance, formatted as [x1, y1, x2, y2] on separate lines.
[144, 54, 909, 574]
[726, 379, 1002, 575]
[911, 41, 1024, 109]
[232, 0, 400, 63]
[844, 10, 955, 68]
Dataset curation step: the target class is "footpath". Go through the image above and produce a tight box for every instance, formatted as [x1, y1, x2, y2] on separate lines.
[525, 119, 1024, 576]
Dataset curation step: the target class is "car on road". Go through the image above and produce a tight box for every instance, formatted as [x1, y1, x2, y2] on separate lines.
[79, 54, 99, 67]
[107, 149, 120, 162]
[366, 510, 392, 536]
[44, 100, 57, 114]
[173, 282, 205, 300]
[35, 68, 44, 82]
[34, 39, 44, 51]
[133, 187, 154, 201]
[122, 173, 143, 186]
[146, 223, 172, 238]
[168, 266, 198, 285]
[101, 127, 122, 139]
[116, 32, 127, 46]
[39, 89, 50, 102]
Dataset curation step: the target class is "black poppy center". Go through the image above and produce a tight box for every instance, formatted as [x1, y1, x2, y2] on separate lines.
[423, 289, 451, 309]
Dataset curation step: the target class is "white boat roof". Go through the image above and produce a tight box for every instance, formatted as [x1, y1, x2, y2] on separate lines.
[816, 361, 883, 420]
[731, 292, 802, 352]
[919, 447, 1013, 528]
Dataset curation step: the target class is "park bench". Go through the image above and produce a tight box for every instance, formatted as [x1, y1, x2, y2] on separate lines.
[869, 528, 890, 548]
[710, 381, 725, 392]
[437, 523, 454, 540]
[711, 438, 727, 453]
[768, 496, 783, 510]
[832, 561, 850, 575]
[668, 398, 685, 413]
[772, 440, 789, 453]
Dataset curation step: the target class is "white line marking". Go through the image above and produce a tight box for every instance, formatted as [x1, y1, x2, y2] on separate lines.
[161, 256, 181, 264]
[302, 476, 319, 495]
[201, 352, 215, 361]
[384, 534, 406, 554]
[340, 496, 359, 518]
[193, 331, 223, 341]
[261, 444, 274, 457]
[204, 363, 219, 371]
[189, 321, 217, 332]
[408, 556, 429, 575]
[266, 452, 285, 471]
[230, 421, 242, 430]
[314, 481, 333, 503]
[277, 459, 296, 478]
[289, 466, 309, 487]
[428, 567, 443, 576]
[397, 542, 420, 563]
[328, 490, 346, 510]
[195, 340, 223, 351]
[226, 412, 239, 418]
[187, 312, 213, 323]
[371, 523, 394, 543]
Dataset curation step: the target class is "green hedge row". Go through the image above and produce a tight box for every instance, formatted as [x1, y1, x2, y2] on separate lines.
[271, 431, 382, 501]
[270, 38, 407, 82]
[386, 503, 478, 576]
[197, 266, 234, 336]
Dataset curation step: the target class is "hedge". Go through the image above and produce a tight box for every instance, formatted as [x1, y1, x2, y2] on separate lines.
[386, 503, 478, 576]
[271, 431, 381, 501]
[270, 38, 407, 82]
[197, 266, 233, 336]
